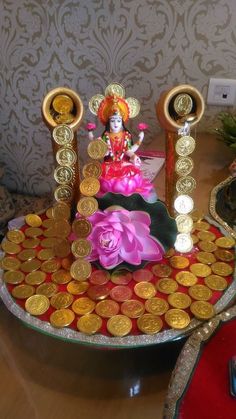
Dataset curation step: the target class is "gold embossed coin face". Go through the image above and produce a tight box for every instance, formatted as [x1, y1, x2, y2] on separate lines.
[87, 284, 110, 301]
[145, 297, 169, 315]
[175, 214, 193, 233]
[12, 284, 35, 299]
[52, 96, 74, 115]
[198, 241, 218, 252]
[196, 251, 216, 265]
[204, 274, 228, 291]
[156, 278, 178, 294]
[18, 248, 36, 261]
[1, 256, 21, 271]
[77, 313, 102, 335]
[25, 227, 43, 237]
[50, 292, 73, 309]
[50, 308, 75, 328]
[152, 263, 172, 277]
[70, 259, 92, 281]
[188, 284, 212, 301]
[175, 271, 197, 286]
[110, 285, 132, 302]
[51, 269, 72, 284]
[190, 263, 212, 277]
[170, 256, 190, 269]
[215, 236, 235, 249]
[197, 230, 216, 242]
[165, 309, 191, 329]
[54, 166, 74, 185]
[72, 297, 96, 315]
[214, 249, 234, 262]
[137, 313, 163, 335]
[25, 271, 46, 285]
[110, 269, 132, 285]
[22, 238, 40, 248]
[56, 147, 77, 166]
[37, 248, 55, 261]
[36, 283, 58, 298]
[7, 229, 25, 244]
[77, 197, 98, 217]
[173, 93, 193, 116]
[176, 176, 196, 194]
[121, 300, 145, 318]
[211, 261, 233, 277]
[71, 238, 92, 258]
[67, 280, 89, 295]
[90, 270, 111, 285]
[107, 315, 132, 337]
[41, 258, 61, 273]
[175, 157, 194, 176]
[79, 177, 100, 197]
[52, 202, 71, 220]
[3, 270, 25, 285]
[134, 282, 156, 299]
[83, 161, 102, 178]
[193, 221, 210, 231]
[168, 292, 192, 309]
[190, 300, 215, 320]
[72, 218, 93, 238]
[95, 300, 120, 318]
[87, 139, 108, 160]
[54, 185, 73, 202]
[25, 214, 42, 227]
[132, 269, 153, 282]
[25, 294, 50, 315]
[53, 238, 71, 258]
[175, 136, 196, 156]
[52, 124, 73, 145]
[1, 240, 21, 255]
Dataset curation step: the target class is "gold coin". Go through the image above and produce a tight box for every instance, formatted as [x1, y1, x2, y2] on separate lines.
[71, 238, 92, 258]
[22, 238, 40, 248]
[87, 284, 110, 301]
[193, 220, 210, 231]
[55, 113, 75, 124]
[196, 251, 216, 265]
[70, 259, 92, 281]
[72, 218, 92, 237]
[83, 161, 102, 178]
[165, 309, 191, 329]
[1, 256, 21, 271]
[61, 255, 73, 271]
[54, 185, 73, 202]
[168, 292, 192, 309]
[105, 82, 125, 98]
[67, 280, 89, 295]
[95, 300, 120, 318]
[175, 271, 197, 286]
[173, 93, 193, 116]
[25, 227, 43, 237]
[76, 197, 98, 217]
[191, 234, 199, 245]
[52, 124, 73, 145]
[17, 248, 36, 261]
[50, 292, 73, 309]
[56, 147, 77, 166]
[175, 136, 196, 156]
[52, 219, 71, 239]
[204, 275, 228, 291]
[25, 214, 42, 227]
[25, 294, 50, 315]
[54, 165, 74, 185]
[134, 282, 156, 299]
[107, 315, 132, 337]
[50, 308, 75, 328]
[110, 269, 132, 285]
[211, 261, 233, 277]
[145, 297, 169, 315]
[164, 248, 175, 258]
[214, 249, 235, 262]
[197, 230, 216, 242]
[198, 241, 218, 252]
[190, 300, 215, 320]
[132, 269, 153, 282]
[156, 278, 179, 294]
[109, 285, 132, 302]
[37, 248, 55, 261]
[12, 284, 35, 299]
[52, 202, 71, 220]
[87, 139, 108, 160]
[137, 313, 163, 335]
[41, 258, 61, 273]
[175, 157, 194, 176]
[51, 269, 72, 284]
[20, 258, 41, 273]
[188, 284, 212, 301]
[190, 209, 205, 222]
[176, 176, 196, 194]
[79, 177, 100, 197]
[77, 313, 102, 335]
[25, 271, 46, 285]
[120, 299, 145, 318]
[90, 270, 111, 285]
[72, 297, 96, 315]
[152, 263, 172, 277]
[175, 214, 193, 233]
[41, 237, 59, 248]
[3, 270, 25, 285]
[215, 236, 235, 249]
[6, 229, 25, 244]
[36, 283, 58, 298]
[170, 256, 190, 269]
[89, 93, 104, 114]
[190, 263, 211, 277]
[53, 238, 71, 258]
[52, 95, 74, 114]
[46, 207, 54, 218]
[1, 240, 21, 254]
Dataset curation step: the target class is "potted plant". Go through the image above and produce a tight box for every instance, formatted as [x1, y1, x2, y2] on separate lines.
[214, 112, 236, 175]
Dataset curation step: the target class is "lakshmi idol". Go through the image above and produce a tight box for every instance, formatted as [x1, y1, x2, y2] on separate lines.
[87, 83, 156, 201]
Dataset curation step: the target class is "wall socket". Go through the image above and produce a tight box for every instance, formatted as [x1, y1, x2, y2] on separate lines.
[207, 78, 236, 106]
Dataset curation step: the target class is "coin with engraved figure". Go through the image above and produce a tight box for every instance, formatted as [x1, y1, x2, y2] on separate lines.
[54, 185, 73, 202]
[12, 284, 35, 299]
[50, 308, 75, 328]
[165, 309, 191, 329]
[175, 136, 195, 156]
[72, 218, 93, 237]
[214, 249, 234, 262]
[79, 177, 100, 197]
[170, 255, 190, 269]
[52, 96, 74, 115]
[95, 300, 120, 318]
[215, 236, 235, 249]
[76, 197, 98, 217]
[50, 292, 73, 309]
[25, 271, 46, 285]
[87, 139, 108, 160]
[77, 313, 102, 335]
[90, 270, 111, 285]
[7, 229, 25, 244]
[25, 294, 50, 315]
[190, 300, 215, 320]
[168, 292, 192, 309]
[196, 251, 216, 265]
[173, 93, 193, 116]
[175, 214, 193, 233]
[190, 263, 212, 277]
[175, 271, 197, 286]
[54, 166, 74, 185]
[152, 263, 172, 277]
[36, 283, 58, 298]
[56, 147, 77, 166]
[1, 256, 21, 271]
[25, 214, 42, 228]
[87, 284, 110, 301]
[137, 313, 163, 335]
[211, 261, 233, 277]
[67, 280, 89, 295]
[110, 270, 132, 285]
[188, 284, 212, 301]
[1, 240, 21, 254]
[176, 176, 196, 194]
[121, 300, 145, 318]
[70, 259, 92, 281]
[107, 315, 132, 337]
[145, 298, 169, 315]
[109, 285, 132, 302]
[3, 270, 25, 285]
[82, 161, 102, 179]
[204, 274, 228, 291]
[175, 157, 194, 176]
[52, 124, 73, 145]
[134, 282, 156, 299]
[71, 238, 92, 258]
[52, 202, 71, 220]
[72, 297, 96, 315]
[156, 278, 179, 294]
[51, 269, 72, 284]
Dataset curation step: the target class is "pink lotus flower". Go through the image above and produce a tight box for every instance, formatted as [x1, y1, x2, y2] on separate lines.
[138, 122, 148, 131]
[87, 209, 164, 269]
[86, 122, 96, 131]
[98, 172, 155, 199]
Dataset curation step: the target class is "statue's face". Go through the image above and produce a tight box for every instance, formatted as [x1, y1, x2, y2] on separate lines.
[109, 115, 123, 133]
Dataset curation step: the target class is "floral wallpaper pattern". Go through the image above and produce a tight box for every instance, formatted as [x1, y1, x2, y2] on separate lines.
[0, 0, 236, 195]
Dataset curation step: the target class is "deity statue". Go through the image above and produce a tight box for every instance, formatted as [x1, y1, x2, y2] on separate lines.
[87, 83, 156, 201]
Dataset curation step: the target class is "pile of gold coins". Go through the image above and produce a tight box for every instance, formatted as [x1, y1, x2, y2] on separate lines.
[1, 207, 235, 337]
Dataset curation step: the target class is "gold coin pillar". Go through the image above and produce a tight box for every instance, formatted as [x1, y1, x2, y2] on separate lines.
[42, 87, 84, 208]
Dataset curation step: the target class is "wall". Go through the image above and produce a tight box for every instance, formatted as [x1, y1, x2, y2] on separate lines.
[0, 0, 236, 195]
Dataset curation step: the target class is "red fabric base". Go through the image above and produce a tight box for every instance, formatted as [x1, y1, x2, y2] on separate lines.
[178, 318, 236, 419]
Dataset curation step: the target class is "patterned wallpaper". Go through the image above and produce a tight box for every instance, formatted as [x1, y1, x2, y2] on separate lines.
[1, 0, 236, 195]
